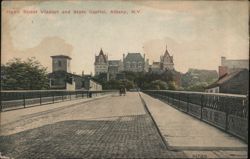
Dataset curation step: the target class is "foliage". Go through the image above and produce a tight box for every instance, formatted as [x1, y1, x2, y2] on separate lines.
[93, 70, 178, 90]
[181, 68, 218, 91]
[185, 83, 207, 92]
[1, 57, 49, 90]
[168, 81, 177, 90]
[148, 80, 168, 90]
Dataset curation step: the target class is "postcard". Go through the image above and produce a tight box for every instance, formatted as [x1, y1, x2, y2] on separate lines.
[1, 1, 248, 158]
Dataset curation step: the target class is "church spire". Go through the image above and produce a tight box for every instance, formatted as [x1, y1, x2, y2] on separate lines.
[164, 43, 170, 57]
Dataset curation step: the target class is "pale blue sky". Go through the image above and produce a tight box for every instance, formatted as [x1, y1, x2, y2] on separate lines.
[2, 1, 249, 74]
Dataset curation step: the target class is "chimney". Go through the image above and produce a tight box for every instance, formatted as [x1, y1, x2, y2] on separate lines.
[82, 70, 84, 77]
[221, 56, 226, 66]
[123, 53, 125, 61]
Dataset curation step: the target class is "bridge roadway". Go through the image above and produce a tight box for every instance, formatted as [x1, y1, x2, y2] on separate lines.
[0, 92, 247, 158]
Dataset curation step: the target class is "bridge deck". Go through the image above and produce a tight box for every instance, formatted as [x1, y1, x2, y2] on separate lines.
[0, 92, 248, 158]
[140, 93, 247, 158]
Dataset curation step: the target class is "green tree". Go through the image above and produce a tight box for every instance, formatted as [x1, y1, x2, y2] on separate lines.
[168, 81, 177, 90]
[1, 57, 49, 90]
[149, 80, 168, 90]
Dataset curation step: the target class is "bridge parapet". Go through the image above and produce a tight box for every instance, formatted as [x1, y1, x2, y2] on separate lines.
[0, 90, 117, 111]
[143, 90, 248, 143]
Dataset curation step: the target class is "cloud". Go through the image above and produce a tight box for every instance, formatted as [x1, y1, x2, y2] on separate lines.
[1, 12, 73, 70]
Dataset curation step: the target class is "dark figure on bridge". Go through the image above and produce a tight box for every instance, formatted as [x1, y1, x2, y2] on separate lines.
[88, 92, 92, 98]
[119, 87, 126, 96]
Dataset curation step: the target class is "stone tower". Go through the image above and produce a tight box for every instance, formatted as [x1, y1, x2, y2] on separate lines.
[160, 44, 174, 71]
[51, 55, 72, 73]
[94, 48, 109, 75]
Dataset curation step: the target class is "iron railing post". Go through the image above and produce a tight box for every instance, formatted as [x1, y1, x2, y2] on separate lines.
[225, 97, 229, 131]
[40, 92, 42, 105]
[178, 93, 181, 109]
[200, 95, 203, 120]
[23, 94, 26, 108]
[0, 95, 2, 112]
[53, 93, 55, 103]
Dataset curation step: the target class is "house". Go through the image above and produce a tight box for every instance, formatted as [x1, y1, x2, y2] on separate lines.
[49, 55, 102, 91]
[205, 69, 249, 95]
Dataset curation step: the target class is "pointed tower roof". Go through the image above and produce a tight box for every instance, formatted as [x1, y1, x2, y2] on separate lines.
[95, 48, 107, 64]
[99, 48, 104, 55]
[163, 44, 173, 62]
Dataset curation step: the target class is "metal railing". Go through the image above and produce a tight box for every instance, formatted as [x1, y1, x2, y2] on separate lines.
[143, 90, 248, 143]
[0, 90, 117, 111]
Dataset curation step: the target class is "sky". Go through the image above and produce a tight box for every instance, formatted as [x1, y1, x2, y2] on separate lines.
[1, 0, 249, 74]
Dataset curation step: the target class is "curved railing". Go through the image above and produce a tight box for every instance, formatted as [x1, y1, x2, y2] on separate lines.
[143, 90, 248, 143]
[0, 90, 118, 111]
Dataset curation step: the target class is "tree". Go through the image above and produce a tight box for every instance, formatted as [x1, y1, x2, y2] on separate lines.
[1, 57, 49, 90]
[149, 80, 168, 90]
[168, 81, 177, 90]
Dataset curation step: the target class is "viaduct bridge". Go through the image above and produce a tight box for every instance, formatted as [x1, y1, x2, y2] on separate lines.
[0, 90, 248, 158]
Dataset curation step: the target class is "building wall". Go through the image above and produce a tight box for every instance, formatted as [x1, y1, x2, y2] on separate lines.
[160, 55, 174, 70]
[221, 57, 249, 70]
[219, 57, 249, 78]
[205, 86, 219, 93]
[66, 81, 75, 90]
[95, 64, 108, 75]
[220, 70, 249, 95]
[124, 60, 145, 72]
[52, 57, 71, 73]
[49, 72, 84, 90]
[94, 50, 109, 75]
[89, 80, 102, 91]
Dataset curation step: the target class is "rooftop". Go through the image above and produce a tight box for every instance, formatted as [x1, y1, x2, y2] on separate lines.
[51, 55, 72, 60]
[125, 53, 144, 61]
[205, 69, 248, 89]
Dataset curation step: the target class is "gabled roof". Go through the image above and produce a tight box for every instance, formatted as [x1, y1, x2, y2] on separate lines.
[124, 53, 144, 61]
[95, 49, 107, 63]
[205, 69, 248, 89]
[162, 46, 173, 63]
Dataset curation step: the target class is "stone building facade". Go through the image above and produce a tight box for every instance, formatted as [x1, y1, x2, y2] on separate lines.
[51, 55, 72, 73]
[149, 45, 174, 73]
[123, 53, 149, 72]
[160, 45, 174, 71]
[49, 55, 102, 90]
[94, 49, 109, 75]
[107, 60, 124, 80]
